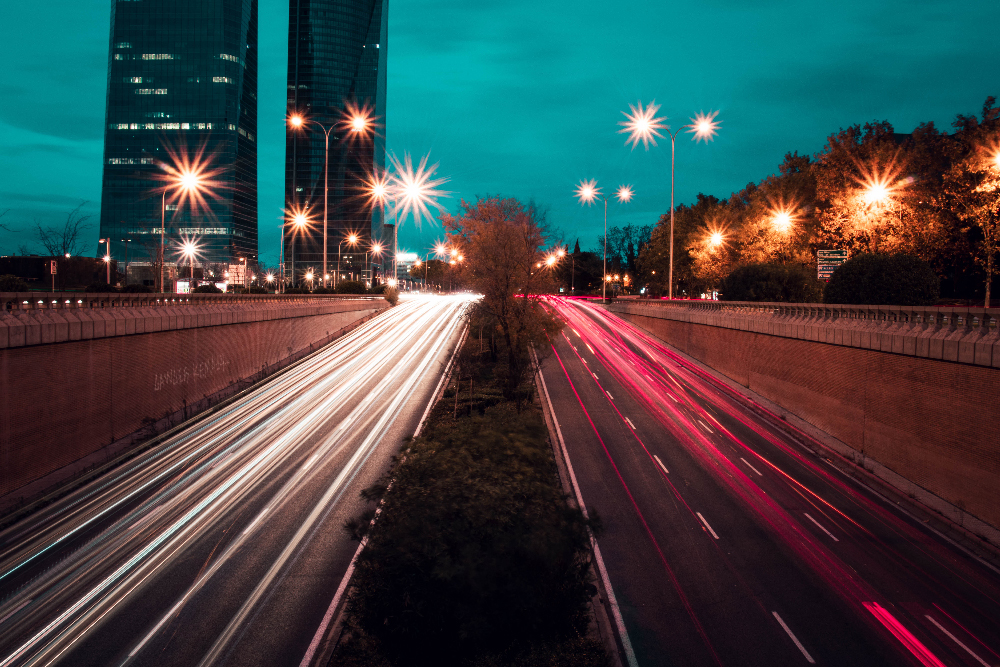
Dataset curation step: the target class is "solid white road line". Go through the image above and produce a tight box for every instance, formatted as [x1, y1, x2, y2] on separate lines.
[696, 512, 719, 540]
[740, 457, 763, 476]
[772, 611, 816, 663]
[803, 512, 839, 542]
[535, 352, 638, 667]
[697, 420, 713, 434]
[653, 455, 668, 475]
[624, 417, 636, 430]
[925, 615, 990, 667]
[297, 308, 468, 667]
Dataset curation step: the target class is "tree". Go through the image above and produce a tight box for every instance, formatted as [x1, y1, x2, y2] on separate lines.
[443, 197, 561, 402]
[409, 258, 447, 290]
[719, 263, 824, 302]
[823, 253, 939, 306]
[34, 202, 92, 257]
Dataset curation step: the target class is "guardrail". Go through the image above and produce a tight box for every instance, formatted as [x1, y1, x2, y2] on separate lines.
[605, 300, 1000, 367]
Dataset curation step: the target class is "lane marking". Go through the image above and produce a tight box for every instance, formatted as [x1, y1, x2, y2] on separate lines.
[653, 455, 669, 475]
[864, 601, 946, 667]
[803, 512, 839, 542]
[535, 350, 639, 667]
[586, 343, 595, 354]
[241, 507, 268, 536]
[740, 457, 763, 476]
[697, 419, 713, 434]
[606, 391, 614, 401]
[925, 615, 990, 667]
[302, 453, 320, 471]
[624, 417, 636, 430]
[772, 611, 815, 663]
[696, 512, 719, 540]
[593, 372, 599, 380]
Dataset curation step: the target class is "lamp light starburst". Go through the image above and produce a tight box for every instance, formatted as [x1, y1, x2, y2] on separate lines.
[616, 185, 634, 203]
[687, 111, 721, 143]
[575, 179, 601, 205]
[618, 100, 667, 150]
[389, 152, 450, 227]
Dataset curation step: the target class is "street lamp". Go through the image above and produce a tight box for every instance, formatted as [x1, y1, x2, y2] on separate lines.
[286, 206, 310, 289]
[98, 238, 112, 285]
[179, 239, 200, 283]
[576, 181, 633, 300]
[619, 101, 720, 300]
[339, 233, 359, 287]
[368, 242, 384, 287]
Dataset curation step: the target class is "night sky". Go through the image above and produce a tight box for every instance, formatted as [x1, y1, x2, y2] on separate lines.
[1, 0, 996, 266]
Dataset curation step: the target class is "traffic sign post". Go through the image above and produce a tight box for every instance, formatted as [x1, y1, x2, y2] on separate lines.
[50, 260, 57, 292]
[817, 249, 848, 281]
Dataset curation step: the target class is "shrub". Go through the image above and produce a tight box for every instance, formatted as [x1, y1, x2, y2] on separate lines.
[824, 253, 940, 306]
[248, 285, 269, 294]
[719, 263, 823, 302]
[369, 282, 387, 295]
[284, 286, 311, 294]
[312, 286, 333, 294]
[335, 280, 368, 294]
[121, 283, 152, 293]
[193, 284, 223, 294]
[383, 286, 399, 306]
[0, 274, 29, 292]
[85, 282, 117, 293]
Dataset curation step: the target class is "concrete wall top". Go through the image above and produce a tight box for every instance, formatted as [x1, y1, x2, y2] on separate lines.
[0, 292, 388, 350]
[605, 299, 1000, 368]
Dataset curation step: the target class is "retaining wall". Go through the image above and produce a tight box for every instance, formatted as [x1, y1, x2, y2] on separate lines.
[606, 300, 1000, 539]
[0, 293, 388, 501]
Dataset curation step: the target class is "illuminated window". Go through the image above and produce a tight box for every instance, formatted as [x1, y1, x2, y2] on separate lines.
[165, 205, 179, 211]
[227, 124, 236, 131]
[187, 77, 202, 83]
[116, 42, 131, 49]
[124, 76, 144, 83]
[141, 54, 174, 60]
[107, 157, 154, 165]
[219, 53, 239, 63]
[213, 76, 234, 84]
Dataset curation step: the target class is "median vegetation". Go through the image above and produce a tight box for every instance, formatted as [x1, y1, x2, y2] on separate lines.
[336, 198, 607, 666]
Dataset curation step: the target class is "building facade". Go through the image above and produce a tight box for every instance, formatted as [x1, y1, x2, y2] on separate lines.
[98, 0, 259, 277]
[285, 0, 388, 286]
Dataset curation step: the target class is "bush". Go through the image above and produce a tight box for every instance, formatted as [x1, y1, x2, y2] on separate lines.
[383, 286, 399, 306]
[193, 284, 223, 294]
[311, 286, 333, 294]
[824, 253, 940, 306]
[284, 286, 310, 294]
[369, 282, 387, 295]
[248, 285, 269, 294]
[335, 280, 368, 294]
[85, 282, 117, 293]
[121, 283, 152, 293]
[0, 274, 29, 292]
[719, 263, 824, 303]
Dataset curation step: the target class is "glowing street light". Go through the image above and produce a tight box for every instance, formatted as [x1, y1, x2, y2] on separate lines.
[619, 101, 720, 299]
[338, 232, 360, 286]
[368, 242, 384, 287]
[709, 231, 724, 248]
[286, 206, 311, 288]
[576, 179, 634, 299]
[156, 161, 210, 293]
[98, 238, 112, 285]
[179, 238, 201, 281]
[771, 210, 794, 233]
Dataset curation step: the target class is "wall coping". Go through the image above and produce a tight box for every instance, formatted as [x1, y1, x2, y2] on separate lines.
[0, 293, 387, 350]
[605, 300, 1000, 368]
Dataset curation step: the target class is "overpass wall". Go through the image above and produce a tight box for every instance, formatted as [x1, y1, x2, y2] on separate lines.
[0, 294, 388, 501]
[605, 300, 1000, 539]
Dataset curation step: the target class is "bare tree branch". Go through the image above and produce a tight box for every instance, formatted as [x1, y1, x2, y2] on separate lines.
[34, 202, 93, 256]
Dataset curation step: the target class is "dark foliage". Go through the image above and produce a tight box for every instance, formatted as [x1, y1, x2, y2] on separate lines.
[369, 282, 387, 294]
[248, 285, 269, 294]
[0, 274, 29, 292]
[340, 340, 600, 667]
[84, 282, 116, 293]
[335, 280, 368, 294]
[824, 253, 940, 305]
[719, 263, 824, 302]
[121, 283, 152, 293]
[192, 284, 223, 294]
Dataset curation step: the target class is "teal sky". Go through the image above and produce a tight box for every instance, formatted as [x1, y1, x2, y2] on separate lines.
[1, 0, 996, 265]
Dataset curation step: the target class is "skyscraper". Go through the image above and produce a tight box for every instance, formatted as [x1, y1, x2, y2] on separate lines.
[285, 0, 388, 286]
[98, 0, 258, 283]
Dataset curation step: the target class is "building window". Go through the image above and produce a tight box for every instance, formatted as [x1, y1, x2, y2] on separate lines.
[187, 77, 202, 83]
[135, 89, 168, 95]
[141, 54, 174, 60]
[212, 76, 234, 84]
[124, 77, 145, 83]
[219, 53, 240, 63]
[116, 42, 131, 49]
[107, 157, 154, 165]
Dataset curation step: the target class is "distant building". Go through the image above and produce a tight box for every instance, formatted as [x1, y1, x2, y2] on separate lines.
[98, 0, 259, 269]
[285, 0, 388, 286]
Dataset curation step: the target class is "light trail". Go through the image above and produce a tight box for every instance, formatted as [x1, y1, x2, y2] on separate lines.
[542, 297, 997, 666]
[0, 295, 472, 666]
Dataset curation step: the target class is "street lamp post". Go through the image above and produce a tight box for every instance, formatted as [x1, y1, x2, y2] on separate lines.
[619, 102, 720, 299]
[288, 210, 309, 289]
[338, 234, 359, 288]
[98, 238, 112, 285]
[575, 182, 633, 300]
[158, 168, 208, 293]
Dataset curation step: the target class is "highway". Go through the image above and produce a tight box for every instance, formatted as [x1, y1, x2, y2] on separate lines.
[539, 297, 1000, 667]
[0, 294, 471, 667]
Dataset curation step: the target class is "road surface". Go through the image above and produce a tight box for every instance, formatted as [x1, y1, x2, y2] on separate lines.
[539, 297, 1000, 667]
[0, 294, 471, 667]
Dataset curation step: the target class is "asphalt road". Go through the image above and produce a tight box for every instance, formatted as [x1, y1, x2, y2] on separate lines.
[539, 297, 1000, 667]
[0, 294, 471, 667]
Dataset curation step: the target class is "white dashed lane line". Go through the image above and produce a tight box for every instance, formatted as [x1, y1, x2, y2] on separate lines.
[740, 457, 763, 476]
[696, 512, 720, 540]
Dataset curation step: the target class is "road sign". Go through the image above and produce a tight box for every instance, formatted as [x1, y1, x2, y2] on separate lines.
[816, 249, 848, 280]
[50, 260, 57, 274]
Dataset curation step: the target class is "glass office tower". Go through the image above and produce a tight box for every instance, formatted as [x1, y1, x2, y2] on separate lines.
[99, 0, 258, 277]
[285, 0, 388, 286]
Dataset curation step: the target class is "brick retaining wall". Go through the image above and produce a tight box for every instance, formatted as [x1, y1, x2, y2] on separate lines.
[606, 300, 1000, 539]
[0, 295, 387, 501]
